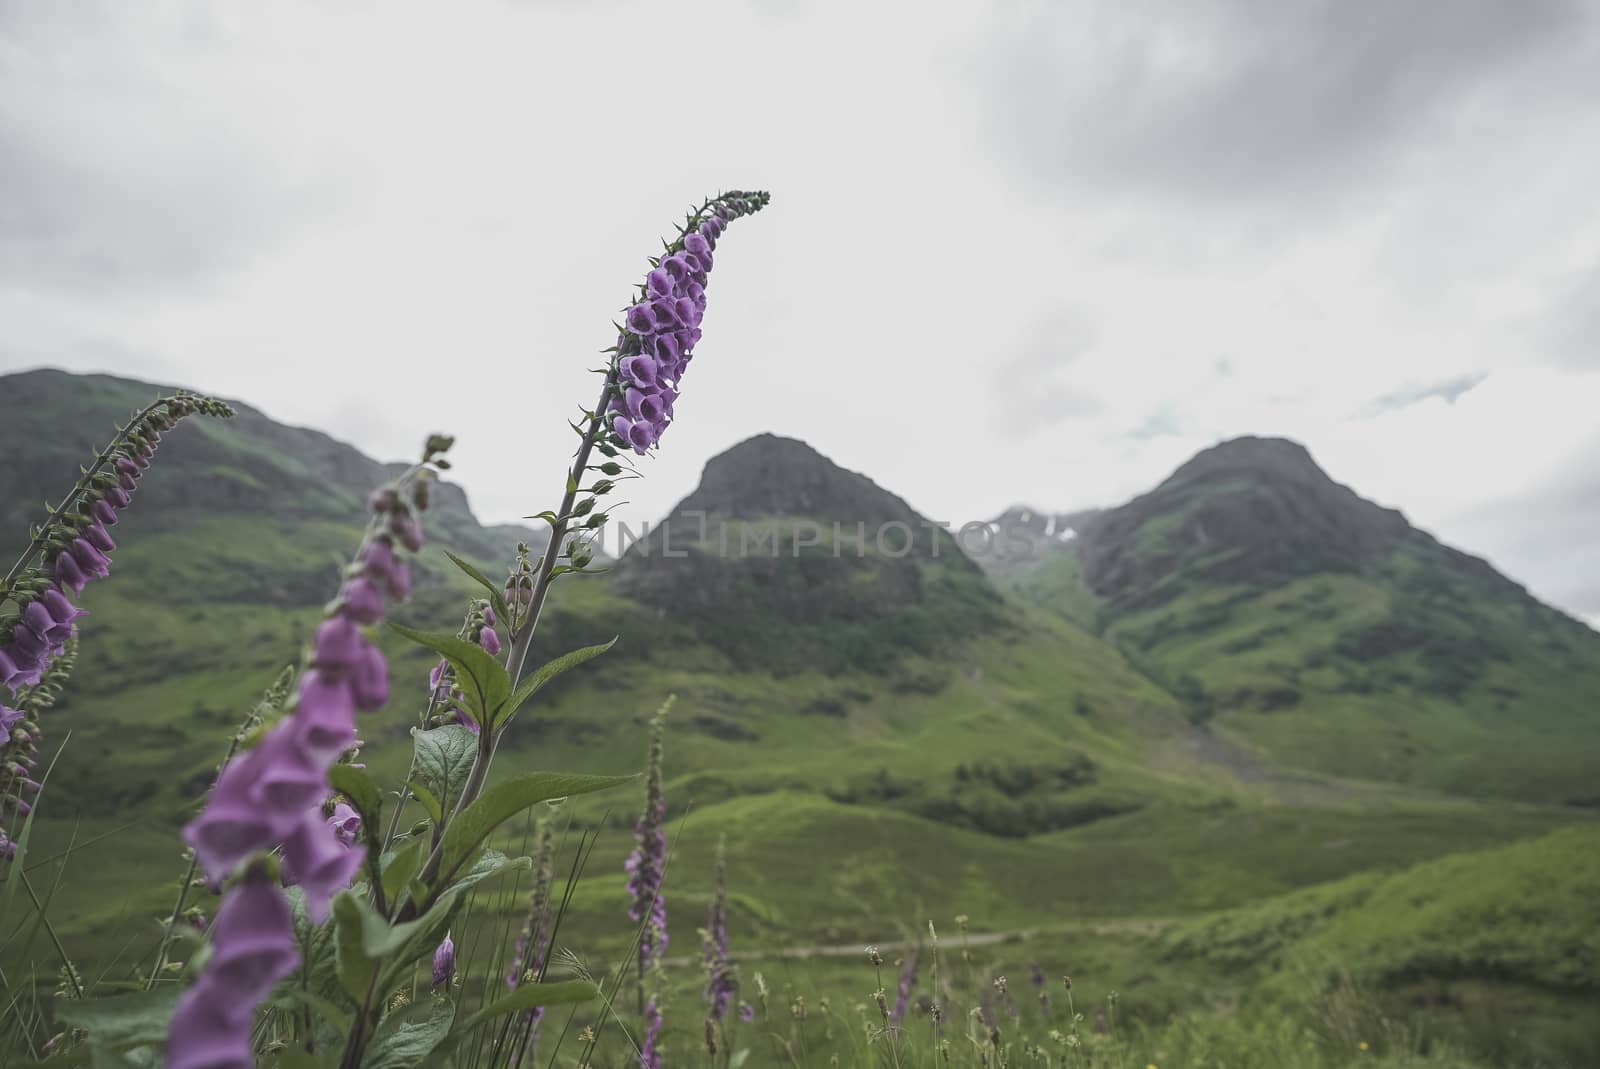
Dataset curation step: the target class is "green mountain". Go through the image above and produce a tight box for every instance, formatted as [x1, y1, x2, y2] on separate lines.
[2, 371, 1594, 1060]
[993, 435, 1600, 806]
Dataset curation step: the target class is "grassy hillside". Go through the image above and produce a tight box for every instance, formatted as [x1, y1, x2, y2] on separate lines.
[3, 372, 1596, 1068]
[994, 437, 1600, 806]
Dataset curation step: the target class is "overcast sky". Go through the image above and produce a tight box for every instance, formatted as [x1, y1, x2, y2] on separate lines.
[2, 0, 1597, 624]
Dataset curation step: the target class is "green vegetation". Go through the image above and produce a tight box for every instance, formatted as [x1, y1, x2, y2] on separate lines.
[2, 373, 1597, 1067]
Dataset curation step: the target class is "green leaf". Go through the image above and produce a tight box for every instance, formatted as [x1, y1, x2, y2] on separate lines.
[411, 726, 477, 809]
[276, 1056, 340, 1069]
[328, 763, 383, 830]
[443, 848, 530, 898]
[284, 885, 344, 1015]
[404, 779, 444, 825]
[387, 622, 509, 727]
[331, 891, 379, 1002]
[269, 986, 353, 1040]
[362, 999, 455, 1069]
[499, 638, 616, 732]
[381, 838, 426, 908]
[441, 550, 511, 621]
[434, 773, 630, 889]
[452, 980, 599, 1035]
[52, 987, 179, 1048]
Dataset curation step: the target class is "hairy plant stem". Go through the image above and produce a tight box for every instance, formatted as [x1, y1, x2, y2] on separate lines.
[402, 376, 615, 909]
[340, 382, 614, 1069]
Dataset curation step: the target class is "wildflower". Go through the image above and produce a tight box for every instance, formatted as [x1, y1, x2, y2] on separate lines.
[866, 945, 884, 967]
[703, 834, 737, 1022]
[1359, 1042, 1370, 1051]
[739, 1002, 755, 1023]
[626, 699, 672, 980]
[172, 465, 429, 1060]
[477, 623, 501, 655]
[165, 864, 298, 1069]
[638, 996, 663, 1069]
[891, 943, 922, 1026]
[607, 191, 768, 456]
[432, 934, 455, 989]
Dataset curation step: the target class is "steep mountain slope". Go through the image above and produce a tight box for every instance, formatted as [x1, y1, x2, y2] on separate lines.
[614, 434, 1008, 673]
[1002, 436, 1600, 804]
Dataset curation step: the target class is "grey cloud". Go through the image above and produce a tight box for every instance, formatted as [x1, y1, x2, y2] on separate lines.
[991, 309, 1104, 433]
[1542, 263, 1600, 370]
[966, 0, 1589, 199]
[0, 10, 357, 293]
[1443, 434, 1600, 621]
[1359, 373, 1488, 416]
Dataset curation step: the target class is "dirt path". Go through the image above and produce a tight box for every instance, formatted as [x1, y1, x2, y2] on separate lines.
[661, 920, 1166, 969]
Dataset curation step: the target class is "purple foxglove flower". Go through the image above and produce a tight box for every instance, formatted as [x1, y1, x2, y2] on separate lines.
[245, 726, 328, 815]
[482, 604, 496, 628]
[0, 832, 14, 860]
[683, 232, 710, 258]
[428, 658, 450, 696]
[279, 811, 363, 922]
[890, 944, 921, 1025]
[0, 706, 21, 747]
[205, 869, 300, 1001]
[649, 297, 681, 330]
[639, 996, 663, 1069]
[117, 470, 138, 493]
[739, 1002, 755, 1023]
[83, 521, 115, 554]
[67, 538, 111, 580]
[622, 388, 650, 422]
[0, 649, 23, 690]
[390, 511, 424, 553]
[7, 617, 48, 663]
[646, 268, 674, 298]
[350, 641, 389, 711]
[478, 626, 502, 656]
[452, 708, 481, 734]
[686, 280, 706, 309]
[638, 393, 666, 424]
[115, 456, 142, 479]
[186, 731, 311, 885]
[660, 252, 693, 286]
[105, 486, 131, 510]
[432, 934, 455, 988]
[91, 499, 118, 526]
[313, 616, 365, 675]
[53, 551, 88, 597]
[328, 801, 362, 847]
[648, 331, 681, 365]
[165, 987, 252, 1069]
[626, 303, 657, 335]
[38, 590, 85, 647]
[290, 671, 358, 763]
[620, 354, 660, 390]
[339, 576, 385, 625]
[617, 417, 655, 455]
[674, 297, 701, 328]
[360, 537, 411, 600]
